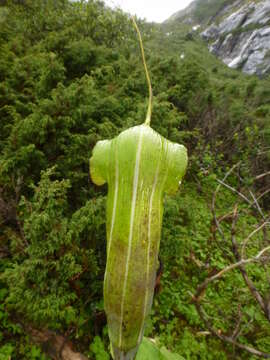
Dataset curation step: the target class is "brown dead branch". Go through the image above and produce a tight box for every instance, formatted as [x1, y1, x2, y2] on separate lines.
[192, 241, 270, 357]
[194, 172, 270, 358]
[194, 303, 270, 359]
[193, 245, 270, 303]
[255, 172, 270, 181]
[217, 179, 252, 206]
[212, 162, 241, 241]
[231, 207, 269, 320]
[241, 221, 269, 259]
[27, 326, 89, 360]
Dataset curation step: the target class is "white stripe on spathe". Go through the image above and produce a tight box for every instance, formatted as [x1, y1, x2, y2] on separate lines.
[108, 144, 119, 260]
[138, 139, 162, 344]
[104, 143, 119, 287]
[118, 127, 144, 348]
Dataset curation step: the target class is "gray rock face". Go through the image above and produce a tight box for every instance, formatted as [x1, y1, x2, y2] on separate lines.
[201, 0, 270, 76]
[243, 1, 270, 27]
[201, 25, 219, 40]
[218, 5, 251, 33]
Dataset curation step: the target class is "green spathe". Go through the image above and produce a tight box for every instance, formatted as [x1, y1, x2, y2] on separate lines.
[90, 124, 187, 359]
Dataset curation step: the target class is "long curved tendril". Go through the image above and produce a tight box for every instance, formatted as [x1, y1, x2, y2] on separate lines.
[131, 16, 153, 127]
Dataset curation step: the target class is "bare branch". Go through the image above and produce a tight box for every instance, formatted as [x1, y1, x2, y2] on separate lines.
[231, 209, 268, 320]
[194, 245, 270, 304]
[256, 246, 270, 259]
[217, 179, 252, 205]
[250, 189, 270, 205]
[205, 168, 270, 357]
[194, 302, 270, 358]
[241, 222, 270, 259]
[255, 172, 270, 181]
[249, 190, 265, 220]
[232, 305, 242, 340]
[212, 163, 240, 241]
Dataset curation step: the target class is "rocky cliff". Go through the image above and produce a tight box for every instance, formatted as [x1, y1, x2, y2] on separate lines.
[168, 0, 270, 77]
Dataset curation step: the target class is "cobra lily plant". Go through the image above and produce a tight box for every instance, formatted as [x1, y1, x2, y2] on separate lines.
[90, 17, 188, 360]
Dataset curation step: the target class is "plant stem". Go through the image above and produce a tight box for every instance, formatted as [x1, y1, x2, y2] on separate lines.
[131, 16, 153, 126]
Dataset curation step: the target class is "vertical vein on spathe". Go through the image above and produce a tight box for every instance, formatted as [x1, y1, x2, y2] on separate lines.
[138, 138, 162, 344]
[119, 128, 144, 348]
[160, 141, 170, 218]
[104, 143, 119, 287]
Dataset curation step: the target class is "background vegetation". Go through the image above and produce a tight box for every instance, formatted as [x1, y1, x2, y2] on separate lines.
[0, 0, 269, 359]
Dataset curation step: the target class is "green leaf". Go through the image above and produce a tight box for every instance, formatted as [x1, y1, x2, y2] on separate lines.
[136, 338, 160, 359]
[30, 345, 42, 359]
[136, 338, 185, 360]
[89, 336, 110, 360]
[160, 346, 185, 360]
